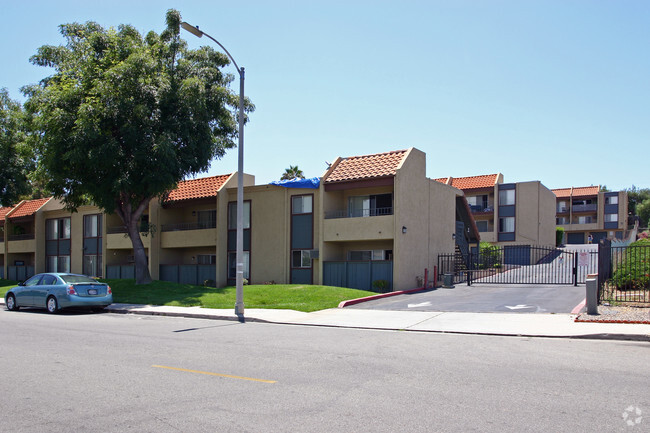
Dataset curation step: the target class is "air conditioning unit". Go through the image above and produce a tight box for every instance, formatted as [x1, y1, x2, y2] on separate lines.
[309, 250, 319, 259]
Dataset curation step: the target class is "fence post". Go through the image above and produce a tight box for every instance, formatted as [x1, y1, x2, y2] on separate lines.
[573, 252, 578, 286]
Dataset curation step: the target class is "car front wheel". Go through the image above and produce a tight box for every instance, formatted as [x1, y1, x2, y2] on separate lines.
[46, 296, 58, 314]
[6, 294, 19, 311]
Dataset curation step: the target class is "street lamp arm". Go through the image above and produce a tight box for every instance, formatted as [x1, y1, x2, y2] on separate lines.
[181, 22, 242, 75]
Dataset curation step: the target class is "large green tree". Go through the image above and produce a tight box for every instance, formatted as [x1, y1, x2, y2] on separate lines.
[0, 89, 32, 206]
[24, 10, 253, 284]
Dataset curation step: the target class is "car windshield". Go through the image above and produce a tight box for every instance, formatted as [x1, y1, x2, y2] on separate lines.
[59, 275, 99, 284]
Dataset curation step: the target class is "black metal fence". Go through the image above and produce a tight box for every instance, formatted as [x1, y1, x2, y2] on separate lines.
[598, 240, 650, 305]
[438, 245, 598, 286]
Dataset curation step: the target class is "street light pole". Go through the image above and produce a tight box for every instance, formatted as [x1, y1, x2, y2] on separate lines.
[181, 22, 245, 317]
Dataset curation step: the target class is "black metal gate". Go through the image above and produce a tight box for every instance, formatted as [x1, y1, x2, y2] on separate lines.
[438, 245, 598, 286]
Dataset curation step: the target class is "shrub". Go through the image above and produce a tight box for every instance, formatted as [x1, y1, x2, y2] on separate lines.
[372, 279, 390, 293]
[203, 279, 216, 287]
[611, 239, 650, 289]
[479, 242, 501, 268]
[556, 227, 564, 246]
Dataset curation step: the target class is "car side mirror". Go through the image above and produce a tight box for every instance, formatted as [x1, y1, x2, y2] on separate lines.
[18, 281, 25, 286]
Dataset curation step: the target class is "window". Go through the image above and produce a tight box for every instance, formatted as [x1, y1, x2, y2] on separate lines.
[475, 221, 489, 232]
[47, 255, 70, 273]
[604, 214, 618, 223]
[348, 193, 392, 217]
[84, 214, 101, 238]
[499, 190, 515, 206]
[228, 201, 251, 229]
[498, 217, 515, 233]
[556, 201, 568, 212]
[605, 196, 618, 205]
[348, 250, 387, 261]
[227, 251, 250, 280]
[46, 218, 71, 240]
[39, 275, 58, 285]
[575, 216, 594, 224]
[292, 196, 312, 214]
[197, 254, 216, 265]
[292, 250, 311, 268]
[83, 214, 102, 277]
[197, 210, 217, 229]
[556, 217, 569, 225]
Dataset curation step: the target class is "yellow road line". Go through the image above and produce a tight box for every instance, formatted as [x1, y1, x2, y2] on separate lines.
[152, 365, 277, 384]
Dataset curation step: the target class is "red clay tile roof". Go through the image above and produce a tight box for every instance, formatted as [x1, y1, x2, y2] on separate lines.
[434, 174, 499, 190]
[552, 186, 600, 198]
[7, 198, 51, 219]
[165, 174, 231, 203]
[0, 206, 15, 219]
[324, 150, 408, 183]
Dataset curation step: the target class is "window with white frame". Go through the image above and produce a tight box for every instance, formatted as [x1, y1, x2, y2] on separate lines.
[605, 196, 618, 205]
[197, 254, 216, 265]
[499, 189, 515, 206]
[604, 214, 618, 223]
[292, 250, 311, 268]
[292, 195, 312, 214]
[498, 217, 515, 233]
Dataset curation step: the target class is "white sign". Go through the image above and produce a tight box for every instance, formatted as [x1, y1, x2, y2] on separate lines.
[578, 252, 590, 267]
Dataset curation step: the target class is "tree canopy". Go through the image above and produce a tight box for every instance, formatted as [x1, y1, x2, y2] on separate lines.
[23, 9, 253, 283]
[281, 165, 305, 180]
[0, 89, 32, 206]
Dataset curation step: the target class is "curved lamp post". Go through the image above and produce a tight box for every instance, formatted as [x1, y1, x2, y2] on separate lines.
[181, 22, 245, 317]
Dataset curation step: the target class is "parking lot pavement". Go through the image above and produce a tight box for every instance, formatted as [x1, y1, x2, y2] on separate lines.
[347, 283, 587, 314]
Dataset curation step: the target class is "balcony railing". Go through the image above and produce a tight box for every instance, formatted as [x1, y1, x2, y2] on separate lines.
[324, 207, 393, 219]
[572, 204, 597, 213]
[469, 205, 494, 214]
[8, 233, 35, 241]
[161, 221, 217, 232]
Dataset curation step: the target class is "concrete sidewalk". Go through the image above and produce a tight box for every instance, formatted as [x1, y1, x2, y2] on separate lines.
[104, 303, 650, 341]
[3, 298, 649, 340]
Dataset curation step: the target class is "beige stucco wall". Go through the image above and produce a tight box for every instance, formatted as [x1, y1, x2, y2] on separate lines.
[217, 183, 321, 287]
[323, 215, 394, 242]
[393, 148, 432, 291]
[512, 181, 555, 246]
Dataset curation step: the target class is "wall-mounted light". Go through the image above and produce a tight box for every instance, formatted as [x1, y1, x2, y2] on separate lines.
[402, 226, 407, 234]
[191, 256, 195, 261]
[452, 233, 456, 240]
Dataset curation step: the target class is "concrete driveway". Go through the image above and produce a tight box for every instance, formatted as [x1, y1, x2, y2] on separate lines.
[348, 283, 587, 314]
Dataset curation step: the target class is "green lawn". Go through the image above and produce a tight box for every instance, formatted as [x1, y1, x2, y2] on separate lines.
[0, 279, 377, 312]
[1, 280, 19, 298]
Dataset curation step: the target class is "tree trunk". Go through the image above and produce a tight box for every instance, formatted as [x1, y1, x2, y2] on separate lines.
[126, 219, 152, 285]
[115, 195, 153, 285]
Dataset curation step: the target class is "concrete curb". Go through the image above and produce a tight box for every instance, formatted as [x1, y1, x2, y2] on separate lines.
[3, 298, 649, 342]
[337, 286, 430, 308]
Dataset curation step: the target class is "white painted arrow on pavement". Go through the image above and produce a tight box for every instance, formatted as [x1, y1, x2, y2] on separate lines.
[408, 301, 432, 308]
[505, 304, 534, 310]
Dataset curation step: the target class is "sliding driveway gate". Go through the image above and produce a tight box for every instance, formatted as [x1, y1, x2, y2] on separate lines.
[438, 245, 598, 286]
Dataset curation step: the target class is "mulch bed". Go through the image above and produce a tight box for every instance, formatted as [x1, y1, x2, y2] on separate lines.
[575, 305, 650, 324]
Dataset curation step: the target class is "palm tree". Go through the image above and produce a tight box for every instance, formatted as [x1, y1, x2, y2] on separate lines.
[281, 165, 305, 180]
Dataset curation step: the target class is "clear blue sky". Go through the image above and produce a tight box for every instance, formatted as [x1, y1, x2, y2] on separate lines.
[2, 1, 648, 191]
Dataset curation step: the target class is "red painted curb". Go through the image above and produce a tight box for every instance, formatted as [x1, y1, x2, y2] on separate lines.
[338, 287, 429, 308]
[571, 298, 586, 315]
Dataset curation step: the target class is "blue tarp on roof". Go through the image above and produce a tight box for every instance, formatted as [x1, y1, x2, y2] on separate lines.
[269, 177, 320, 189]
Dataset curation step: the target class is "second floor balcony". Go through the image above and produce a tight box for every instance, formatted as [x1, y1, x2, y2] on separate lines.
[324, 207, 393, 219]
[161, 221, 217, 232]
[572, 203, 597, 213]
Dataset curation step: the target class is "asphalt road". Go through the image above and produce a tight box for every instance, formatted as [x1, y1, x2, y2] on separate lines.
[1, 309, 648, 432]
[350, 284, 587, 313]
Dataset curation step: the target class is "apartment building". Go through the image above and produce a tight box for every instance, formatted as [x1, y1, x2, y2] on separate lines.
[1, 147, 478, 292]
[435, 174, 556, 246]
[552, 186, 628, 244]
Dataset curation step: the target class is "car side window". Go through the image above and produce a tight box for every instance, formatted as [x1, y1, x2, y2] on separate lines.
[23, 276, 43, 286]
[40, 275, 57, 285]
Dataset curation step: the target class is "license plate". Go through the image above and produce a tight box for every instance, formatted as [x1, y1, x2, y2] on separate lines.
[88, 289, 98, 295]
